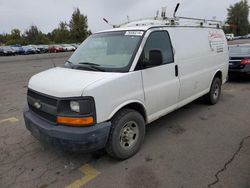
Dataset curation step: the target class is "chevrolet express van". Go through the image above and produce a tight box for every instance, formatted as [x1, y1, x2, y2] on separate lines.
[23, 18, 229, 159]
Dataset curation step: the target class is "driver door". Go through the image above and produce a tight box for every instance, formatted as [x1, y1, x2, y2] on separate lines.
[137, 30, 180, 122]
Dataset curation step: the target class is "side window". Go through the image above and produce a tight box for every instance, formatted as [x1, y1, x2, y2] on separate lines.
[136, 31, 174, 70]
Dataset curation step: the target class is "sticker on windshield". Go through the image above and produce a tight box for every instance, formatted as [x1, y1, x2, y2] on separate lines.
[125, 31, 144, 36]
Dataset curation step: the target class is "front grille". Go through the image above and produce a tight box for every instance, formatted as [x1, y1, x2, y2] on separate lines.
[28, 90, 57, 106]
[27, 89, 58, 123]
[29, 104, 57, 122]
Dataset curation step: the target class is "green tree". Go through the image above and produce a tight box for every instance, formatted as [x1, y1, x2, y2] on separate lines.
[69, 8, 91, 43]
[51, 21, 70, 43]
[5, 29, 24, 45]
[0, 33, 8, 45]
[24, 25, 49, 44]
[226, 0, 249, 36]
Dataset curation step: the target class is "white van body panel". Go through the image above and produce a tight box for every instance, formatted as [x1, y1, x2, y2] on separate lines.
[83, 71, 145, 123]
[167, 27, 228, 104]
[141, 63, 180, 123]
[28, 67, 113, 98]
[27, 26, 229, 126]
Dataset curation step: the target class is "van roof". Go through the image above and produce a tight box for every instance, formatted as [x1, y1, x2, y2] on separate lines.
[96, 25, 221, 34]
[96, 26, 151, 34]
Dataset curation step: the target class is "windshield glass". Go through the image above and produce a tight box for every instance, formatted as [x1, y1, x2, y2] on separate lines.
[229, 45, 250, 56]
[68, 31, 143, 72]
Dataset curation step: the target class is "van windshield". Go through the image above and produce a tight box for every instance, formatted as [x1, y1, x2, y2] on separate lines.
[67, 31, 143, 72]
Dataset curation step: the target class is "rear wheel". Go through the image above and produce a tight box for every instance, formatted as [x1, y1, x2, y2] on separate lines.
[204, 77, 222, 105]
[106, 109, 145, 160]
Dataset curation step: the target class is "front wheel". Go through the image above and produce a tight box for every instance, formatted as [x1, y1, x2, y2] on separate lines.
[204, 77, 222, 105]
[106, 109, 145, 160]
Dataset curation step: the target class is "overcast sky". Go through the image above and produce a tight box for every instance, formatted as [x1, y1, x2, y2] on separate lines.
[0, 0, 248, 34]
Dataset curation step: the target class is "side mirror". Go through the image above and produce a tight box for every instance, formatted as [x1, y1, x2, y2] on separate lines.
[148, 50, 163, 66]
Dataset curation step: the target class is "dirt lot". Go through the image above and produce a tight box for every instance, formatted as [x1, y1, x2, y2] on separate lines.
[0, 52, 250, 188]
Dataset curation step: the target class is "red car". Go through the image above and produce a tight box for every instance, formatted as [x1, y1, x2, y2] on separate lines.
[48, 45, 64, 53]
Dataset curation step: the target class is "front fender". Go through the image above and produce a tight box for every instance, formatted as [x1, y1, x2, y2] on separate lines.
[107, 100, 147, 122]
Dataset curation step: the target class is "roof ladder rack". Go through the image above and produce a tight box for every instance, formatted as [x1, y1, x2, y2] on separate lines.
[104, 3, 223, 29]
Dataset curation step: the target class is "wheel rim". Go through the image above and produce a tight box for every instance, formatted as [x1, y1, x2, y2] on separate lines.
[212, 82, 220, 99]
[119, 121, 139, 150]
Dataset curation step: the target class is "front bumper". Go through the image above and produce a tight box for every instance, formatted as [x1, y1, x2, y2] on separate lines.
[23, 107, 111, 152]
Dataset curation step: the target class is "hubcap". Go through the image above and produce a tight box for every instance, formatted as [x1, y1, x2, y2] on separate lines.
[119, 121, 139, 150]
[212, 82, 220, 99]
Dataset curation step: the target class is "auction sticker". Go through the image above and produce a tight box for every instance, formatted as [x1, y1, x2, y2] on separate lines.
[125, 31, 144, 36]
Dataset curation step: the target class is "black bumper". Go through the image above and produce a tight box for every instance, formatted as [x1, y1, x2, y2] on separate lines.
[23, 107, 111, 152]
[229, 64, 250, 76]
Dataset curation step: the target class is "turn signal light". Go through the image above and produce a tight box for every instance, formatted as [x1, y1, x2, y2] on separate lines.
[240, 59, 250, 65]
[57, 116, 94, 126]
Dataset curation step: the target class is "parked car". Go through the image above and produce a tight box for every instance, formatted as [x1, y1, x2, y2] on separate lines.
[37, 45, 49, 53]
[48, 45, 64, 53]
[228, 44, 250, 78]
[0, 47, 4, 56]
[62, 44, 76, 51]
[71, 44, 80, 49]
[0, 46, 15, 56]
[23, 46, 37, 55]
[28, 45, 40, 54]
[233, 36, 242, 40]
[246, 34, 250, 39]
[226, 33, 234, 41]
[10, 45, 25, 55]
[23, 17, 228, 160]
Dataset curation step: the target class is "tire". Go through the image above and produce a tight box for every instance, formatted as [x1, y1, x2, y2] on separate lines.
[106, 108, 145, 160]
[204, 77, 222, 105]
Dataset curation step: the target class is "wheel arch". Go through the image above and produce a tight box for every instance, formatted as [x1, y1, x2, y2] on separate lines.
[210, 70, 223, 86]
[108, 100, 148, 124]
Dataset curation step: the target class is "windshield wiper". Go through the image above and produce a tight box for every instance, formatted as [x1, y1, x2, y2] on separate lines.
[65, 60, 74, 68]
[65, 61, 105, 72]
[77, 62, 105, 72]
[78, 62, 101, 66]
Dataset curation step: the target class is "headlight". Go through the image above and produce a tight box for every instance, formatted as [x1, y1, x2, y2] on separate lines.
[70, 101, 80, 113]
[57, 97, 96, 126]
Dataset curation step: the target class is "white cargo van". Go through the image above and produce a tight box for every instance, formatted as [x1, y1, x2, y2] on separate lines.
[23, 14, 229, 159]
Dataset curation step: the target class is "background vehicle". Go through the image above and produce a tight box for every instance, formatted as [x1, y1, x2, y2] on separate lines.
[37, 45, 49, 53]
[226, 33, 234, 41]
[0, 46, 3, 56]
[71, 44, 80, 49]
[11, 45, 25, 55]
[48, 45, 64, 53]
[23, 46, 37, 55]
[62, 44, 76, 51]
[0, 47, 3, 56]
[28, 45, 40, 53]
[229, 44, 250, 78]
[0, 46, 15, 56]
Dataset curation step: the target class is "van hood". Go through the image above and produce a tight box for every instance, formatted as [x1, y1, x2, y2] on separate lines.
[28, 67, 113, 97]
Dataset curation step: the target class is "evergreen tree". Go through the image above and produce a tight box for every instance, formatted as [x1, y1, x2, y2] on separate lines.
[226, 0, 249, 35]
[69, 8, 91, 43]
[52, 22, 70, 43]
[24, 25, 49, 44]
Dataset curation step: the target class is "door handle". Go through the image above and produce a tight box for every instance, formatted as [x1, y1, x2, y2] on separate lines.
[175, 65, 178, 77]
